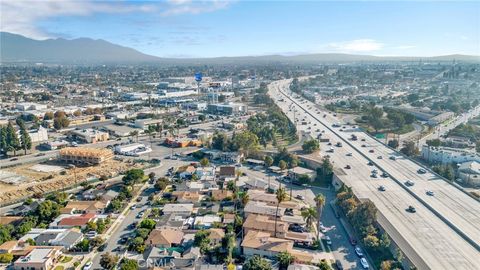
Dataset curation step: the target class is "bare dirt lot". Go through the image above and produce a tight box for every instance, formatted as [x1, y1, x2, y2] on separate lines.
[0, 159, 144, 204]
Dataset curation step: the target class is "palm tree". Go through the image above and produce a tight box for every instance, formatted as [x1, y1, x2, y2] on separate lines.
[314, 194, 326, 239]
[129, 130, 139, 142]
[276, 251, 294, 270]
[274, 187, 287, 237]
[239, 192, 249, 207]
[301, 207, 316, 230]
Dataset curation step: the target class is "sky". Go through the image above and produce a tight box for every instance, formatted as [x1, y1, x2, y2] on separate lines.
[1, 0, 479, 58]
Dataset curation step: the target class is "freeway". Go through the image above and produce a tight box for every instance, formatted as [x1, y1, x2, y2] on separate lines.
[269, 79, 480, 270]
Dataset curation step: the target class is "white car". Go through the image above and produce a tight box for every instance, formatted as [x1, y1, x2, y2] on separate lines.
[360, 258, 369, 269]
[426, 190, 435, 196]
[83, 262, 93, 270]
[324, 236, 332, 245]
[355, 247, 364, 257]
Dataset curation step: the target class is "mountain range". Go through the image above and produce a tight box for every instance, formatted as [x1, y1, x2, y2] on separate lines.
[1, 32, 478, 64]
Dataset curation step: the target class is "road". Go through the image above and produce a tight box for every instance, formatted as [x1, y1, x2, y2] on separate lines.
[90, 159, 186, 270]
[242, 167, 361, 269]
[269, 79, 480, 270]
[419, 106, 480, 146]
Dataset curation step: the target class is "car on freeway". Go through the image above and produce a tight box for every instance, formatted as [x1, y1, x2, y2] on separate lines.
[381, 172, 389, 178]
[389, 156, 396, 160]
[378, 185, 386, 191]
[83, 262, 93, 270]
[370, 173, 378, 178]
[35, 153, 46, 157]
[360, 258, 370, 269]
[355, 247, 364, 257]
[417, 168, 427, 174]
[407, 206, 416, 213]
[324, 236, 332, 245]
[349, 237, 357, 245]
[346, 152, 353, 156]
[369, 149, 375, 153]
[367, 161, 374, 166]
[405, 180, 415, 187]
[344, 164, 351, 169]
[361, 144, 366, 147]
[361, 138, 366, 141]
[426, 190, 435, 196]
[295, 195, 305, 200]
[9, 157, 18, 161]
[377, 156, 383, 159]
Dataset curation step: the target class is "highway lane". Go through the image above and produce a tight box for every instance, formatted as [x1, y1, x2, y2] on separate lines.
[269, 79, 480, 269]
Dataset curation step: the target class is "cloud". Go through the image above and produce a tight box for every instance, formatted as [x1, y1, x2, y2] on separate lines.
[326, 39, 384, 52]
[394, 45, 416, 50]
[0, 0, 233, 39]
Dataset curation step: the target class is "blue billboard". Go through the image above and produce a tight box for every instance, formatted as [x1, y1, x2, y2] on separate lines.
[195, 72, 203, 82]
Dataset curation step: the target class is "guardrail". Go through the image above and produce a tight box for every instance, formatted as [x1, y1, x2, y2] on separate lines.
[274, 86, 480, 252]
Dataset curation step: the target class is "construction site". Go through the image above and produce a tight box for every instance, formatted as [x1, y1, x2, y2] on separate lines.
[0, 147, 143, 205]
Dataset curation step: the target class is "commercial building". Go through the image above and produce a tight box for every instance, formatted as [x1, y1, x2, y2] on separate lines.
[206, 103, 247, 115]
[114, 143, 152, 156]
[134, 118, 162, 129]
[158, 88, 197, 98]
[421, 145, 480, 165]
[15, 103, 48, 111]
[287, 166, 316, 181]
[26, 126, 48, 143]
[457, 161, 480, 186]
[70, 129, 109, 143]
[59, 147, 114, 165]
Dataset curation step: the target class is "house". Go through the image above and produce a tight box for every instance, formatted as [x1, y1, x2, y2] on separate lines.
[0, 240, 18, 254]
[163, 204, 194, 216]
[241, 230, 293, 258]
[177, 165, 197, 179]
[61, 200, 107, 214]
[145, 227, 184, 248]
[218, 166, 235, 178]
[51, 213, 96, 229]
[211, 190, 233, 201]
[186, 182, 205, 192]
[172, 191, 201, 203]
[287, 167, 316, 182]
[219, 152, 243, 163]
[241, 230, 314, 263]
[243, 214, 288, 238]
[13, 247, 62, 270]
[20, 228, 83, 250]
[223, 214, 235, 224]
[10, 201, 40, 216]
[194, 215, 221, 229]
[207, 228, 225, 246]
[244, 201, 284, 218]
[0, 216, 23, 226]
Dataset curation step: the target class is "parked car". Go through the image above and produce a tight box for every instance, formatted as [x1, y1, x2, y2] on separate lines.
[417, 168, 427, 174]
[405, 180, 415, 187]
[355, 247, 364, 257]
[83, 262, 93, 270]
[295, 195, 305, 201]
[349, 237, 357, 245]
[324, 236, 332, 245]
[335, 260, 344, 270]
[360, 258, 370, 269]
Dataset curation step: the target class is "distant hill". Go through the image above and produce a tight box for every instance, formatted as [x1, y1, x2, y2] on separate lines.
[1, 32, 478, 64]
[0, 32, 161, 63]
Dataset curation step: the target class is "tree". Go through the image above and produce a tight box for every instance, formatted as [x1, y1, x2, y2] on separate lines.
[264, 155, 274, 167]
[54, 111, 66, 118]
[0, 253, 13, 263]
[379, 233, 391, 249]
[73, 109, 82, 117]
[122, 169, 144, 185]
[239, 192, 249, 206]
[387, 139, 399, 149]
[100, 252, 119, 270]
[129, 130, 139, 142]
[279, 160, 287, 171]
[120, 258, 139, 270]
[243, 255, 272, 270]
[314, 194, 326, 239]
[301, 207, 317, 229]
[274, 187, 287, 237]
[139, 219, 156, 230]
[53, 117, 70, 130]
[476, 141, 480, 153]
[36, 200, 61, 223]
[43, 111, 54, 120]
[212, 132, 228, 151]
[17, 120, 32, 155]
[302, 139, 320, 153]
[198, 114, 206, 122]
[426, 139, 441, 147]
[193, 230, 211, 254]
[154, 177, 170, 191]
[363, 234, 380, 250]
[200, 157, 210, 168]
[148, 172, 156, 181]
[90, 236, 104, 247]
[318, 260, 332, 270]
[276, 251, 294, 270]
[400, 141, 419, 157]
[0, 127, 7, 155]
[231, 131, 259, 156]
[5, 122, 20, 156]
[318, 157, 333, 182]
[380, 260, 393, 270]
